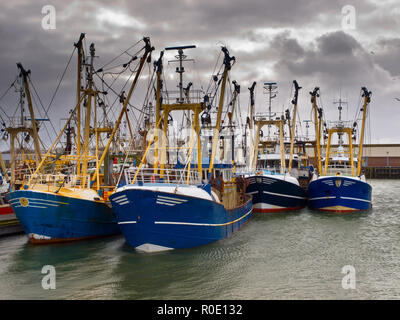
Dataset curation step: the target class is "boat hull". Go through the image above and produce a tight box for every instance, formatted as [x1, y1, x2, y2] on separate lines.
[0, 204, 23, 236]
[7, 190, 120, 243]
[109, 188, 253, 252]
[245, 175, 307, 213]
[307, 176, 372, 213]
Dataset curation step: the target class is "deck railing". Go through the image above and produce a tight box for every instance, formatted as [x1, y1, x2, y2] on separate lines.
[25, 174, 91, 190]
[124, 167, 202, 185]
[324, 165, 355, 177]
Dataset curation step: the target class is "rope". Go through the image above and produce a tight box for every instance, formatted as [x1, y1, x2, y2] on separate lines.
[45, 46, 76, 115]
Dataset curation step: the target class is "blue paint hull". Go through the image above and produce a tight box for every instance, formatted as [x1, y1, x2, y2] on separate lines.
[109, 186, 253, 252]
[7, 190, 120, 243]
[307, 176, 372, 212]
[245, 175, 307, 212]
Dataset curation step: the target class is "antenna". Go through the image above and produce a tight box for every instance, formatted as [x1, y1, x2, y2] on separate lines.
[303, 120, 311, 141]
[263, 81, 278, 137]
[165, 45, 196, 104]
[333, 95, 348, 145]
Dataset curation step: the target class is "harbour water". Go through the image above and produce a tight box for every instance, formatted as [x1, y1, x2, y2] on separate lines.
[0, 179, 399, 300]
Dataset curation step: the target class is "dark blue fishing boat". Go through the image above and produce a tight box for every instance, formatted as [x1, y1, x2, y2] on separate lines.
[243, 80, 307, 213]
[307, 87, 372, 213]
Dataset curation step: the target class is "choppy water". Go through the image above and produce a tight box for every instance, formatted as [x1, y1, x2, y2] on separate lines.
[1, 179, 400, 300]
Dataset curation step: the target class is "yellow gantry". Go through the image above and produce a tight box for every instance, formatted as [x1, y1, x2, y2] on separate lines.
[157, 103, 205, 178]
[251, 119, 286, 173]
[324, 127, 355, 176]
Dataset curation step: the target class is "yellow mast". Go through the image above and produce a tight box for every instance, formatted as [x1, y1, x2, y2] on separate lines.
[27, 94, 85, 186]
[228, 81, 240, 164]
[17, 63, 42, 167]
[310, 87, 322, 175]
[288, 80, 301, 173]
[153, 51, 164, 174]
[74, 33, 85, 177]
[94, 38, 154, 181]
[247, 82, 256, 165]
[80, 43, 96, 188]
[349, 131, 355, 176]
[357, 87, 371, 176]
[208, 47, 235, 174]
[247, 82, 256, 169]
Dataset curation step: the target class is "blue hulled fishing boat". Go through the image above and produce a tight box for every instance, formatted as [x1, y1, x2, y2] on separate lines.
[307, 87, 372, 212]
[243, 80, 307, 213]
[7, 36, 154, 243]
[111, 170, 252, 252]
[110, 45, 253, 252]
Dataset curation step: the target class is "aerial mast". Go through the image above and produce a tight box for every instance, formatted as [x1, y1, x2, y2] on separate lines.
[333, 97, 348, 146]
[263, 82, 277, 138]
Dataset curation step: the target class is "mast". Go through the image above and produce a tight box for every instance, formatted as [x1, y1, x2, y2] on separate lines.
[160, 45, 203, 177]
[310, 87, 322, 175]
[333, 97, 348, 146]
[229, 80, 240, 163]
[357, 87, 371, 176]
[263, 82, 277, 138]
[17, 63, 42, 166]
[153, 51, 164, 174]
[248, 82, 256, 131]
[94, 37, 154, 181]
[208, 47, 235, 174]
[246, 81, 256, 161]
[288, 80, 301, 173]
[74, 33, 85, 176]
[80, 42, 96, 187]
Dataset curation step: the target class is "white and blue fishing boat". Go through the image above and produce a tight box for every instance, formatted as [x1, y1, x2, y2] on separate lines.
[243, 80, 307, 213]
[110, 45, 252, 252]
[307, 87, 372, 212]
[111, 168, 252, 252]
[7, 36, 154, 243]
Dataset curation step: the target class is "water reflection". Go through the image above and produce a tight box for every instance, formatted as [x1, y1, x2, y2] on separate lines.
[1, 180, 400, 299]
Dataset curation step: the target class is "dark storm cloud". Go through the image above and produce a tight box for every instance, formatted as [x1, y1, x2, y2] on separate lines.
[373, 38, 400, 77]
[0, 0, 400, 145]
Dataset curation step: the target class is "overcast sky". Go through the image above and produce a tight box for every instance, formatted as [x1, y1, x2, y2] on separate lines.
[1, 0, 400, 150]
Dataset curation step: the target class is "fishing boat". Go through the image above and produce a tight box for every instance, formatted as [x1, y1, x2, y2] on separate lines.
[0, 61, 55, 236]
[0, 173, 23, 236]
[307, 87, 372, 212]
[7, 35, 154, 243]
[243, 80, 307, 213]
[110, 45, 252, 252]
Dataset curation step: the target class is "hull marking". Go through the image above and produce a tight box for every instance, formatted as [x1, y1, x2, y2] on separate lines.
[154, 209, 252, 227]
[262, 190, 306, 200]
